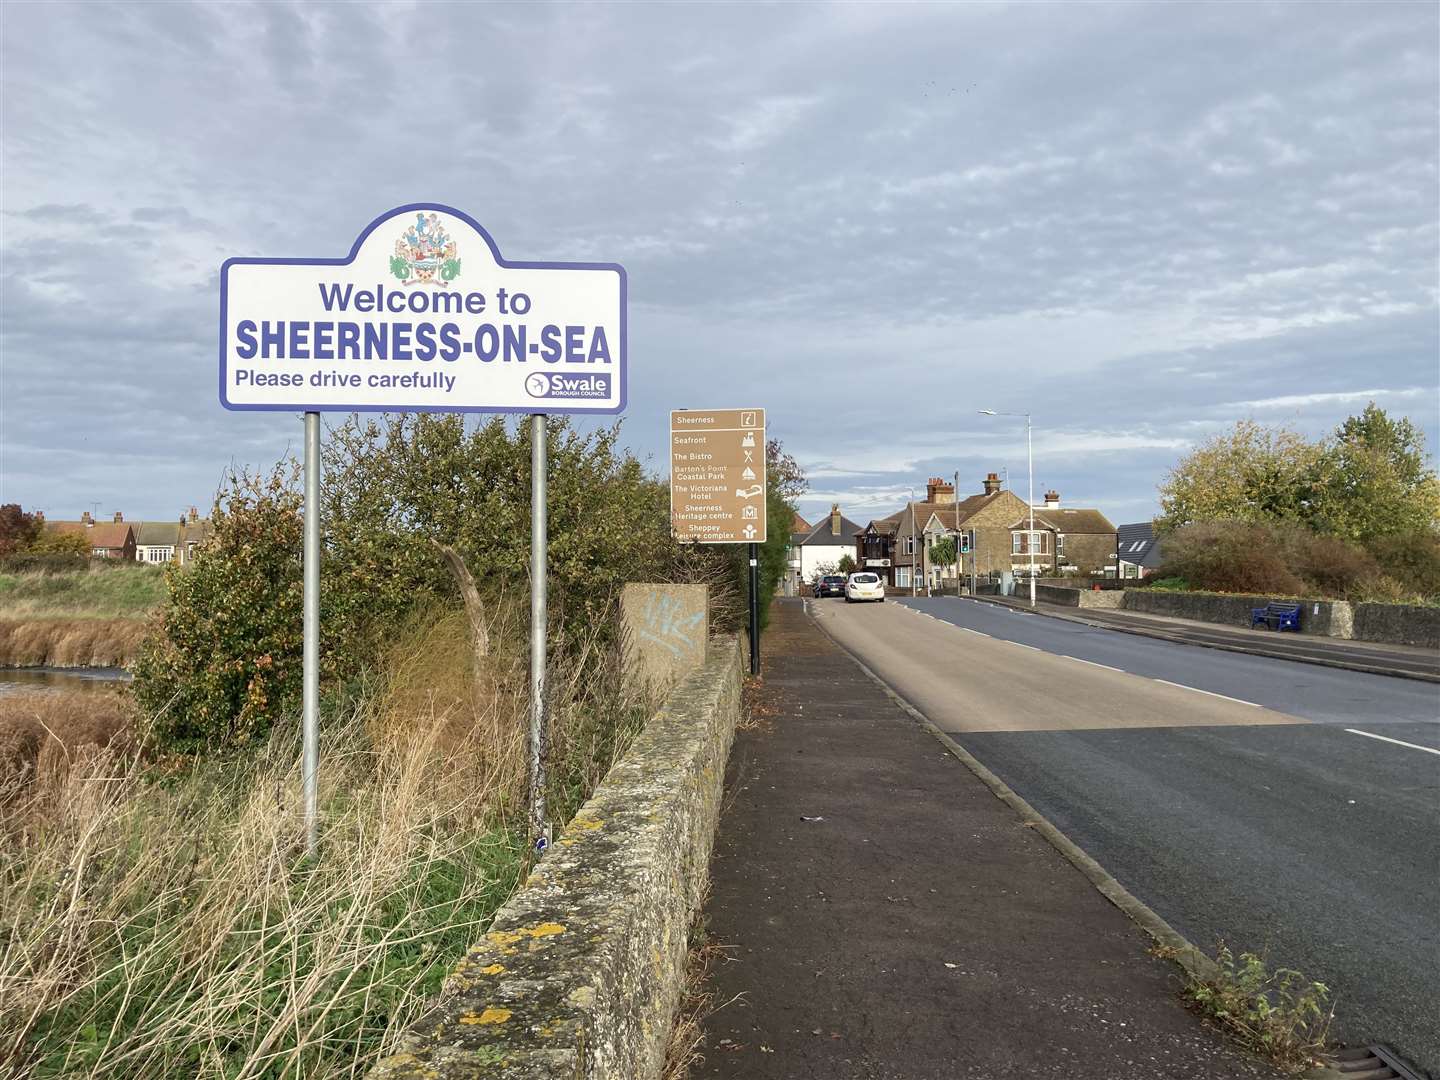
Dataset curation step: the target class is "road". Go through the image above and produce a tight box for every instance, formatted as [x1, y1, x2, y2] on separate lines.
[810, 595, 1440, 1073]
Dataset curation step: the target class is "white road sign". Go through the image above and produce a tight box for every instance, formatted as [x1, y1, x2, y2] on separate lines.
[220, 203, 626, 413]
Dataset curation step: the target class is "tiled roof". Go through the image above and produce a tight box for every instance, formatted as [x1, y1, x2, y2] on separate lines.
[136, 522, 182, 546]
[797, 513, 864, 546]
[47, 521, 133, 549]
[1008, 508, 1116, 534]
[1117, 522, 1164, 568]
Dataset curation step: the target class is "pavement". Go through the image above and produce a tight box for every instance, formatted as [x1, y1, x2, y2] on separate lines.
[816, 595, 1440, 1075]
[695, 599, 1290, 1080]
[965, 591, 1440, 681]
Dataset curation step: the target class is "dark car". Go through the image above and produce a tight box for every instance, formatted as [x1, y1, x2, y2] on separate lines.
[814, 574, 847, 598]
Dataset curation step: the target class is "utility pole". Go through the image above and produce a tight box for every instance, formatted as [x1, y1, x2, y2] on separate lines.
[1026, 414, 1035, 606]
[910, 499, 917, 598]
[953, 469, 961, 597]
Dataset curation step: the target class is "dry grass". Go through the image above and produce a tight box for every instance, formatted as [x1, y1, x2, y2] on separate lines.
[0, 691, 135, 809]
[0, 595, 665, 1079]
[662, 889, 738, 1080]
[0, 619, 148, 668]
[0, 607, 538, 1080]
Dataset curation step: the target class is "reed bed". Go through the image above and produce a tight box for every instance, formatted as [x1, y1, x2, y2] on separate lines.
[0, 618, 148, 668]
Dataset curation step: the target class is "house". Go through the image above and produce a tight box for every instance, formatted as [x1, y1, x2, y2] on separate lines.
[791, 509, 812, 533]
[788, 504, 863, 593]
[45, 511, 137, 560]
[1021, 493, 1118, 576]
[136, 521, 182, 564]
[1117, 522, 1163, 579]
[857, 475, 1119, 591]
[176, 507, 213, 565]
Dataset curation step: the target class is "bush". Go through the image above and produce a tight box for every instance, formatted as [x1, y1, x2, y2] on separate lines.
[136, 414, 744, 757]
[1156, 520, 1421, 601]
[1367, 530, 1440, 600]
[0, 552, 89, 574]
[132, 464, 304, 752]
[1157, 522, 1308, 596]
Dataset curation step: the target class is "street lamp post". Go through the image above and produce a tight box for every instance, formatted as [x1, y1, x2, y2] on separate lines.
[953, 469, 962, 597]
[979, 409, 1036, 606]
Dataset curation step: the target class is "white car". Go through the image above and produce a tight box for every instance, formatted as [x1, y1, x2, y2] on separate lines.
[845, 572, 885, 603]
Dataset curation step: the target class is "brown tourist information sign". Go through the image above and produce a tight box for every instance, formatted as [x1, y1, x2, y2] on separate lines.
[670, 408, 767, 543]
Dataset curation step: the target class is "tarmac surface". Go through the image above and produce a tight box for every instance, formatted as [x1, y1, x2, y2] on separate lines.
[814, 595, 1440, 1074]
[969, 592, 1440, 681]
[696, 599, 1288, 1080]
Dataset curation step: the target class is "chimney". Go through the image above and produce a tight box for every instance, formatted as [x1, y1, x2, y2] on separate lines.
[1043, 491, 1060, 508]
[925, 477, 956, 505]
[189, 506, 199, 523]
[830, 504, 841, 537]
[982, 473, 1001, 496]
[113, 511, 123, 523]
[81, 510, 93, 525]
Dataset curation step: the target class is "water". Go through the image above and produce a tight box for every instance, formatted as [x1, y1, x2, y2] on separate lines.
[0, 667, 131, 696]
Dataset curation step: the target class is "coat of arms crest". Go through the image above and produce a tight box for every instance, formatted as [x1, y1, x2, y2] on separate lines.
[389, 212, 460, 286]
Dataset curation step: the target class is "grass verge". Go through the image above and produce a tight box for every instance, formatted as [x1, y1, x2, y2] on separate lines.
[0, 565, 168, 620]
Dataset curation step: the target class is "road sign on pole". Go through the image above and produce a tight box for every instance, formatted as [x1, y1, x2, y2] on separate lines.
[222, 204, 626, 857]
[670, 409, 767, 544]
[670, 409, 766, 673]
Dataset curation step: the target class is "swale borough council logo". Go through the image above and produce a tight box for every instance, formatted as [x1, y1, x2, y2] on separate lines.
[389, 212, 460, 287]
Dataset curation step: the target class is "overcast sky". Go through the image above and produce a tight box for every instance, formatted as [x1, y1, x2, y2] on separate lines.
[2, 1, 1436, 528]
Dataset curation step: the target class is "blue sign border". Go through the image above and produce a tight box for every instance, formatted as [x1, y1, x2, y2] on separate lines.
[219, 202, 627, 415]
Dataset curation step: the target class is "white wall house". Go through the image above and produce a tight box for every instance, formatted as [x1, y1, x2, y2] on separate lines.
[788, 506, 864, 594]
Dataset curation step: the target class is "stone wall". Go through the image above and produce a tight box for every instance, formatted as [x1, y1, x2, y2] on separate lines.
[370, 634, 743, 1080]
[1034, 585, 1124, 609]
[1121, 591, 1356, 637]
[1353, 603, 1440, 648]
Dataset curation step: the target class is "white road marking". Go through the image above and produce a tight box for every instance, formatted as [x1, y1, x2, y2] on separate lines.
[1062, 655, 1127, 674]
[960, 628, 990, 638]
[1344, 728, 1440, 756]
[1009, 641, 1042, 652]
[1152, 679, 1260, 707]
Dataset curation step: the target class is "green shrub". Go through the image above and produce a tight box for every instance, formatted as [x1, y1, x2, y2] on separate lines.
[136, 414, 749, 756]
[132, 465, 303, 752]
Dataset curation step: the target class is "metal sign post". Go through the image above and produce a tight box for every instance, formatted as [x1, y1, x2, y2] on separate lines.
[529, 414, 548, 848]
[220, 204, 626, 858]
[302, 411, 321, 855]
[747, 544, 760, 675]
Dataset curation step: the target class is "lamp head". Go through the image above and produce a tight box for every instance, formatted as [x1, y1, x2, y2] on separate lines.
[978, 409, 996, 415]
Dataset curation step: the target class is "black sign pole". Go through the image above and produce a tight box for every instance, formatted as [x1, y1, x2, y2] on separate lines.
[748, 542, 760, 675]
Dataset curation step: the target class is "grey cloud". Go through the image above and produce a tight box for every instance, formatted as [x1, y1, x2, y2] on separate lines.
[1, 0, 1435, 522]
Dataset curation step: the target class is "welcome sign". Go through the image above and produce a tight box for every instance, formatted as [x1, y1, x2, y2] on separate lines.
[220, 203, 626, 413]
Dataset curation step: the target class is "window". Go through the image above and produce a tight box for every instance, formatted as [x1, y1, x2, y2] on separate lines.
[1056, 534, 1065, 556]
[896, 566, 911, 588]
[1011, 531, 1050, 555]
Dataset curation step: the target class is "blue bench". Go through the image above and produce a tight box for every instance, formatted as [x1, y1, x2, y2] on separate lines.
[1251, 602, 1300, 632]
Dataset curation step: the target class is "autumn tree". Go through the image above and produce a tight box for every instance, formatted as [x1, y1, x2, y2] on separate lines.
[1156, 420, 1324, 533]
[0, 504, 41, 559]
[1312, 404, 1440, 545]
